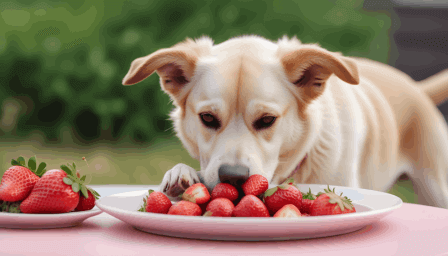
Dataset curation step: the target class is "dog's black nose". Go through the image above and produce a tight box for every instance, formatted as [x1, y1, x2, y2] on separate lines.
[218, 164, 250, 187]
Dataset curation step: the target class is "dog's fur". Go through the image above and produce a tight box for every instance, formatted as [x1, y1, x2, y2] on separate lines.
[123, 35, 448, 208]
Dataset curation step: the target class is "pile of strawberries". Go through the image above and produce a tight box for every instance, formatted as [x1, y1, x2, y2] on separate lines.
[0, 156, 100, 214]
[139, 174, 356, 217]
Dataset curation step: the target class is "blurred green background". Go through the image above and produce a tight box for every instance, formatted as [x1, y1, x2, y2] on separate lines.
[0, 0, 416, 203]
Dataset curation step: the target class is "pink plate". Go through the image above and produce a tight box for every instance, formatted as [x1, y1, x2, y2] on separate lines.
[96, 184, 402, 241]
[0, 208, 102, 229]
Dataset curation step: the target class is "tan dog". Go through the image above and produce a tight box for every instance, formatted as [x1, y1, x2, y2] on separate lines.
[123, 35, 448, 208]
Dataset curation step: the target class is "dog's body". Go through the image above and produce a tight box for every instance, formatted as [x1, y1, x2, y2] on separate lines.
[123, 35, 448, 208]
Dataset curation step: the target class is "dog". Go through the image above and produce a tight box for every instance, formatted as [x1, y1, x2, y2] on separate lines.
[122, 35, 448, 208]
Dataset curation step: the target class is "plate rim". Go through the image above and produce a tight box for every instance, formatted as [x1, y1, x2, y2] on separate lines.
[0, 207, 102, 218]
[96, 184, 404, 223]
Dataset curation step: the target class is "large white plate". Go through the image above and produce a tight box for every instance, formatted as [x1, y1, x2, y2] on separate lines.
[0, 207, 102, 229]
[96, 184, 403, 241]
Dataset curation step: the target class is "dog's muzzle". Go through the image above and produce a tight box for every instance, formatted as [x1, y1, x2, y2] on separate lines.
[218, 164, 250, 187]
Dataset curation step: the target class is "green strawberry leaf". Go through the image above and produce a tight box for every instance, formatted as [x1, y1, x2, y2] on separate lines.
[81, 186, 89, 198]
[80, 175, 86, 182]
[138, 195, 148, 212]
[1, 202, 9, 212]
[9, 202, 21, 213]
[17, 156, 25, 167]
[72, 183, 80, 193]
[91, 189, 101, 197]
[63, 177, 73, 185]
[278, 183, 289, 190]
[203, 211, 213, 217]
[61, 165, 73, 176]
[10, 159, 19, 166]
[87, 188, 101, 199]
[264, 186, 278, 197]
[148, 189, 154, 196]
[284, 177, 295, 185]
[67, 174, 77, 180]
[28, 156, 37, 171]
[36, 162, 47, 177]
[302, 188, 317, 200]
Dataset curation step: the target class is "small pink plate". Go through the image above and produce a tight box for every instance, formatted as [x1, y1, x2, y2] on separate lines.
[0, 207, 102, 229]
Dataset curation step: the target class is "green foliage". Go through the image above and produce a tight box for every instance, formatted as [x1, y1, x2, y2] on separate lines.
[0, 0, 390, 145]
[10, 155, 47, 177]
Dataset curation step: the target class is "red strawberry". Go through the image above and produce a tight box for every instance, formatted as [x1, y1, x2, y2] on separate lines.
[232, 195, 270, 217]
[140, 189, 172, 214]
[300, 188, 317, 215]
[203, 198, 234, 217]
[0, 156, 46, 202]
[242, 174, 269, 196]
[182, 183, 211, 204]
[273, 204, 302, 218]
[211, 183, 239, 202]
[167, 200, 202, 216]
[263, 179, 302, 216]
[310, 186, 356, 216]
[74, 159, 100, 212]
[20, 163, 99, 214]
[20, 169, 79, 213]
[75, 190, 95, 211]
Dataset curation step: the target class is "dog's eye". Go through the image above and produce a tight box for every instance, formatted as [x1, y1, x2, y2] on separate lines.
[200, 113, 221, 130]
[254, 116, 276, 130]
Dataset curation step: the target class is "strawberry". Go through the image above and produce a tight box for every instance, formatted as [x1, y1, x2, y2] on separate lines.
[273, 204, 302, 218]
[211, 183, 239, 202]
[167, 200, 202, 216]
[75, 158, 101, 211]
[232, 195, 270, 217]
[203, 198, 234, 217]
[75, 188, 100, 212]
[138, 189, 172, 214]
[310, 186, 356, 216]
[0, 156, 47, 202]
[241, 174, 269, 196]
[182, 183, 211, 204]
[20, 163, 99, 214]
[263, 178, 302, 215]
[300, 188, 317, 215]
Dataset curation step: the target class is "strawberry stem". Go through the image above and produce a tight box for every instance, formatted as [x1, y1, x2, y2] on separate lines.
[319, 185, 354, 211]
[302, 188, 317, 200]
[61, 162, 100, 199]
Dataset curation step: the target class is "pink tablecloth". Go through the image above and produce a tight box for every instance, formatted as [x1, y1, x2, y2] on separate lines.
[1, 185, 448, 256]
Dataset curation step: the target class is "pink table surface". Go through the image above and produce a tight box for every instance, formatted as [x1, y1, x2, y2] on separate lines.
[1, 185, 448, 256]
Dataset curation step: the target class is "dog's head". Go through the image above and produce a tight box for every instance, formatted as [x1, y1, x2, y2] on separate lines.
[123, 35, 359, 190]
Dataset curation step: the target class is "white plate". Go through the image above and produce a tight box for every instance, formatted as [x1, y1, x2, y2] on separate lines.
[96, 184, 403, 241]
[0, 207, 102, 229]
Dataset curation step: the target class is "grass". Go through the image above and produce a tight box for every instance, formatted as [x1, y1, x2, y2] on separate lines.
[0, 136, 200, 186]
[0, 136, 417, 204]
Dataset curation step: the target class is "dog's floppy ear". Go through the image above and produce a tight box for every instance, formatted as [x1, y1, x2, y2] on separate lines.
[122, 38, 212, 104]
[278, 43, 359, 103]
[122, 47, 197, 98]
